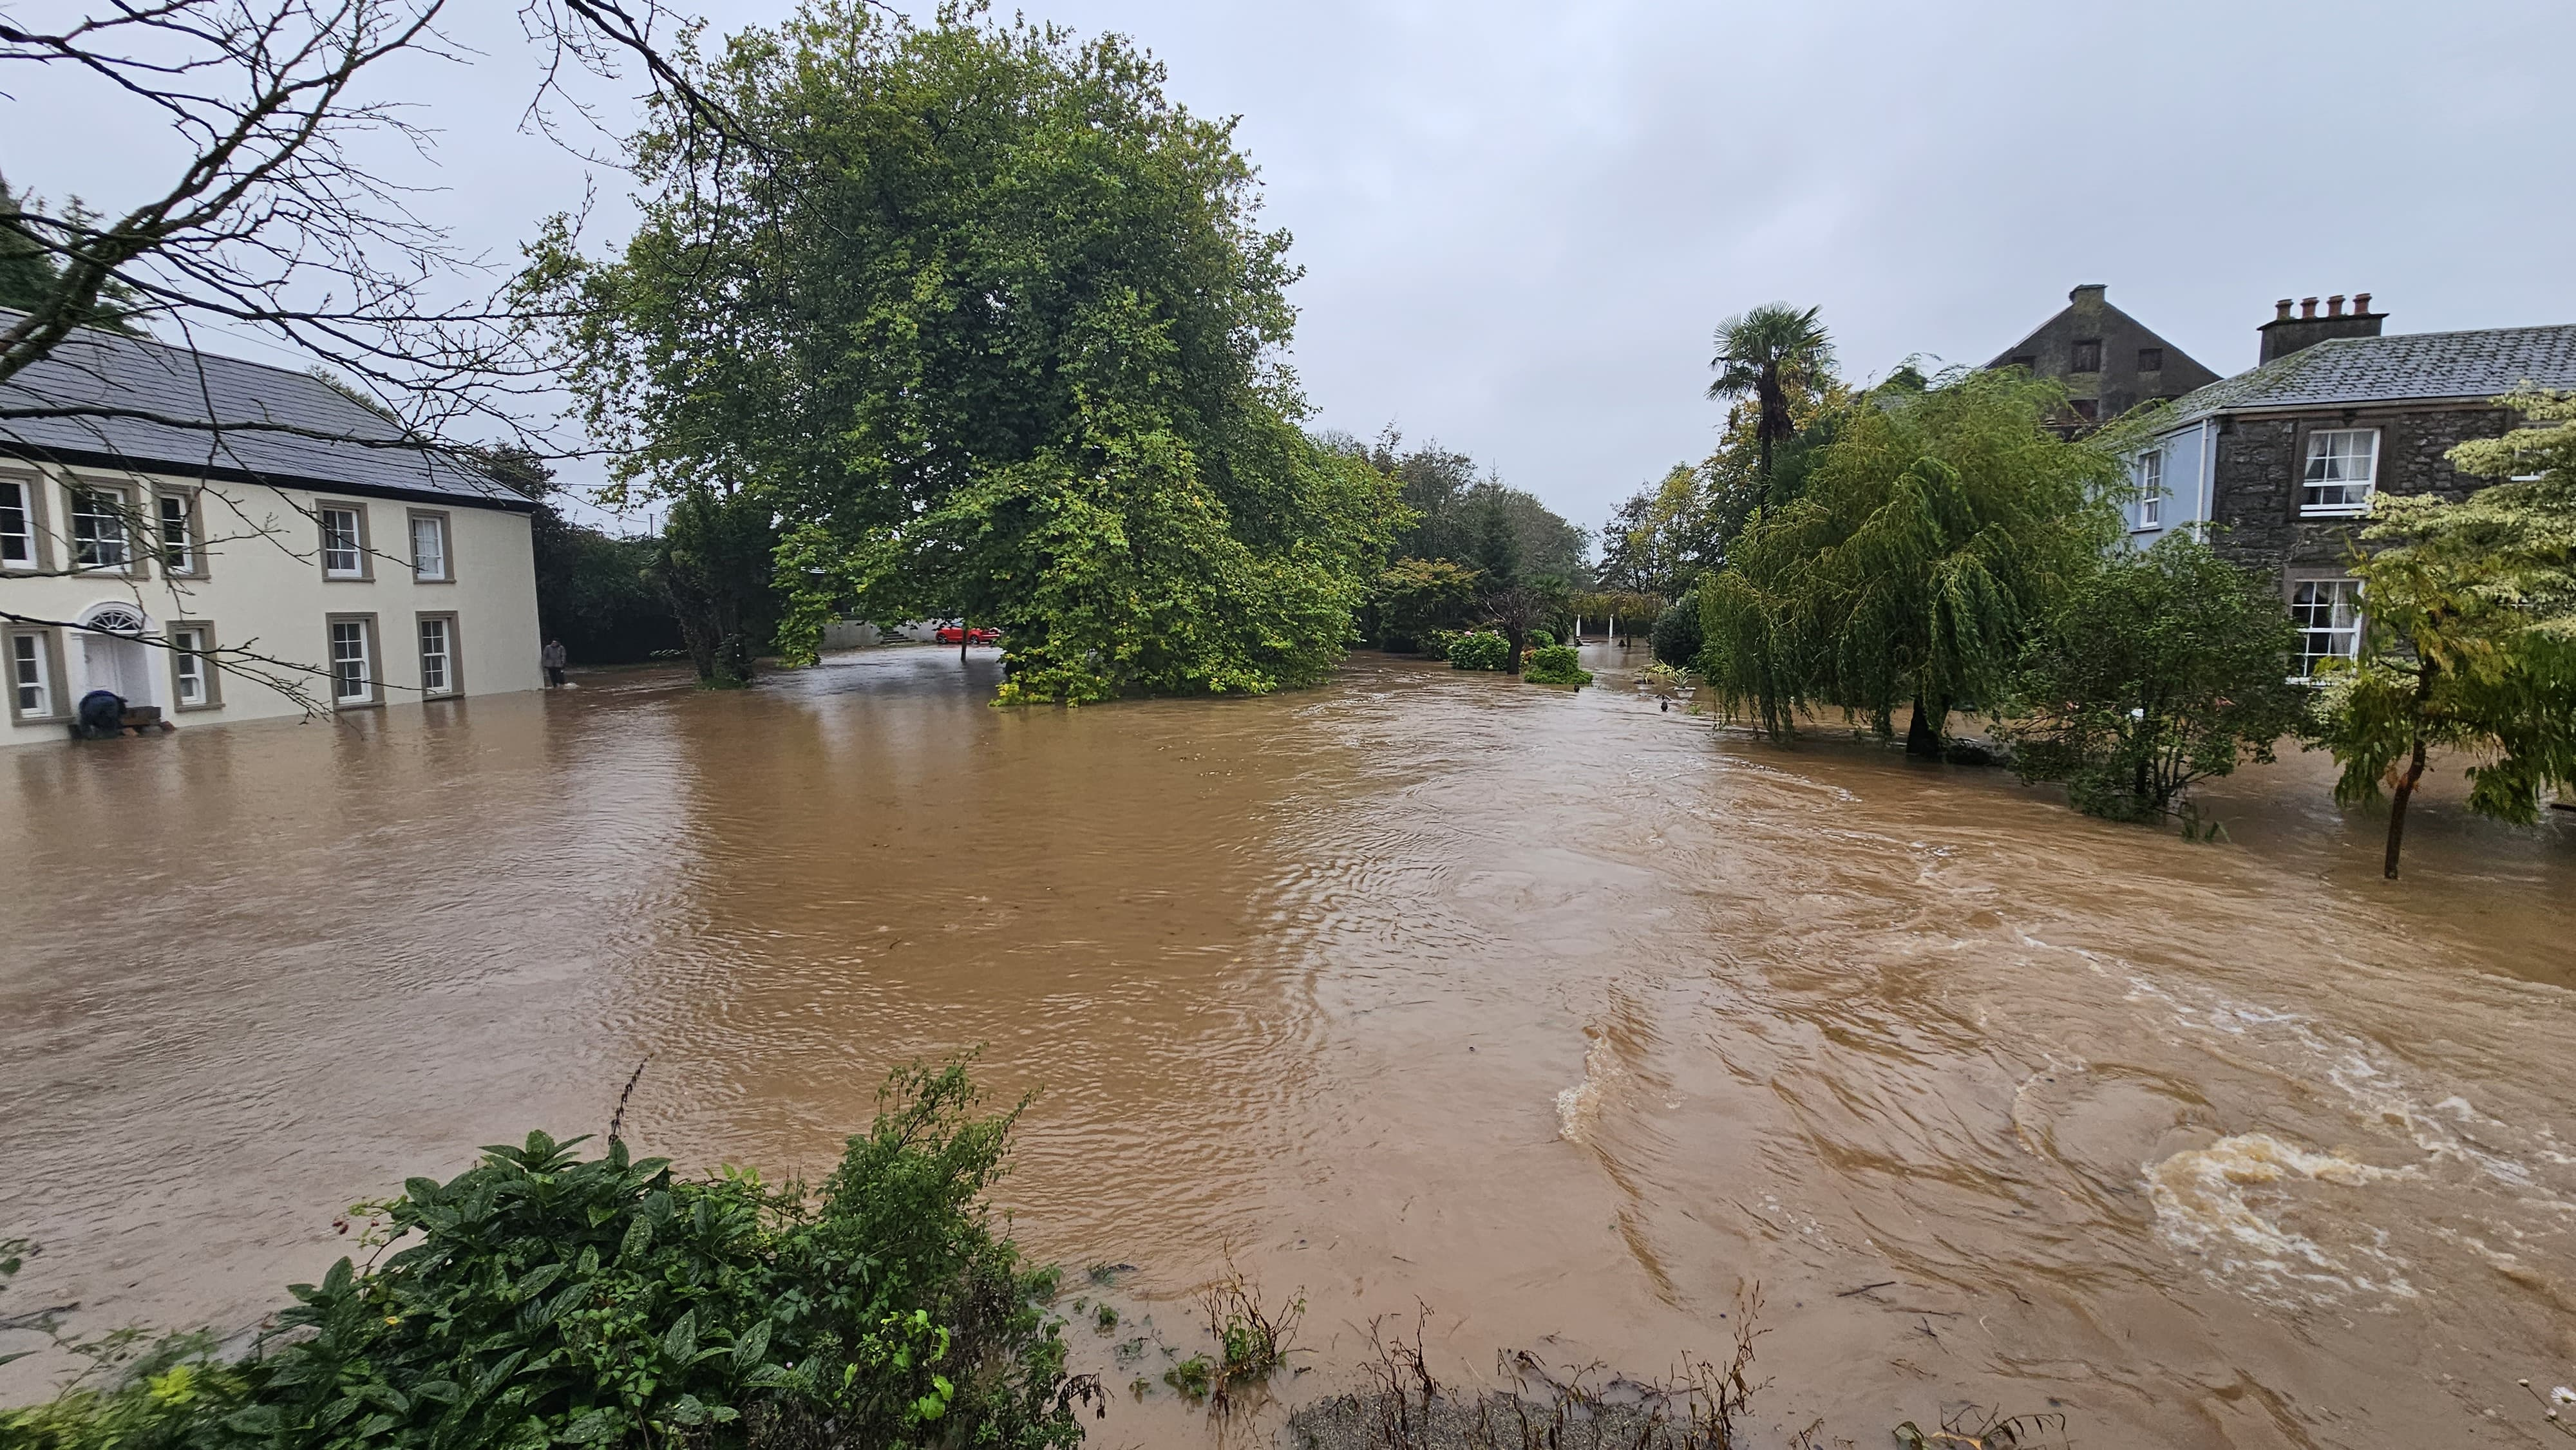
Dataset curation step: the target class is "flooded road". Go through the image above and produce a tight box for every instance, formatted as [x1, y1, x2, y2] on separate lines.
[4, 645, 2574, 1448]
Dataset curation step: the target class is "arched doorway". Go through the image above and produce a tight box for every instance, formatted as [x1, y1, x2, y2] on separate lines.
[75, 603, 156, 708]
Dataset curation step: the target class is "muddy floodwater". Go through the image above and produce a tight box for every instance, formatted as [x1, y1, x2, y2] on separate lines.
[5, 646, 2575, 1448]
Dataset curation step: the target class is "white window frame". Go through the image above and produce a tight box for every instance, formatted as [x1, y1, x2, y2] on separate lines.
[329, 617, 376, 704]
[2291, 578, 2364, 677]
[417, 614, 456, 697]
[158, 492, 199, 574]
[2301, 428, 2380, 516]
[409, 512, 450, 582]
[319, 505, 367, 579]
[0, 478, 35, 569]
[70, 485, 133, 572]
[10, 631, 55, 719]
[2134, 449, 2163, 530]
[171, 626, 209, 706]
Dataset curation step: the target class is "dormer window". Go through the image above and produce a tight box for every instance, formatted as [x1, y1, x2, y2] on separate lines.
[2302, 429, 2379, 514]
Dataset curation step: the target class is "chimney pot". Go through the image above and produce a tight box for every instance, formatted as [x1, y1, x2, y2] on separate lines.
[2354, 292, 2372, 315]
[2301, 297, 2319, 319]
[2275, 299, 2294, 321]
[2327, 294, 2346, 317]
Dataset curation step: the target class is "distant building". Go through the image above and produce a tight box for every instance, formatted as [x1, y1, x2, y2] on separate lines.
[2110, 294, 2576, 675]
[3, 319, 544, 743]
[1985, 283, 2222, 426]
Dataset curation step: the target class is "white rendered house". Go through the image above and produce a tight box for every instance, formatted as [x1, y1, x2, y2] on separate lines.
[2, 319, 544, 744]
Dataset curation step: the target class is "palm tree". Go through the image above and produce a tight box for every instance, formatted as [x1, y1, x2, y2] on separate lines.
[1708, 303, 1835, 494]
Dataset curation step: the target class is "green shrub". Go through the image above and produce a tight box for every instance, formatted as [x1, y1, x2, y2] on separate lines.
[1423, 628, 1468, 660]
[1448, 632, 1510, 672]
[1528, 628, 1554, 649]
[1650, 591, 1701, 666]
[1521, 646, 1591, 687]
[0, 1062, 1097, 1450]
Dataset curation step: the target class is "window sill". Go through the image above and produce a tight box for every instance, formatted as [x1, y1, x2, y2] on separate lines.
[174, 701, 222, 713]
[323, 574, 373, 583]
[2298, 506, 2369, 518]
[412, 575, 456, 585]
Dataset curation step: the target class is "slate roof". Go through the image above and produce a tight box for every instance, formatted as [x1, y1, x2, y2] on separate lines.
[0, 314, 529, 509]
[2163, 323, 2576, 428]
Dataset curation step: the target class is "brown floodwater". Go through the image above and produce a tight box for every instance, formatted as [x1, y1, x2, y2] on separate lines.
[3, 645, 2574, 1449]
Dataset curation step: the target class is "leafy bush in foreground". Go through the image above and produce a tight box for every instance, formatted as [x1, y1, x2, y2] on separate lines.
[0, 1062, 1095, 1450]
[1448, 632, 1510, 672]
[1520, 646, 1592, 687]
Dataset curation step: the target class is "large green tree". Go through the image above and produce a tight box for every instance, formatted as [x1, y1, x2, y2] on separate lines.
[531, 3, 1401, 702]
[1698, 368, 2121, 753]
[2307, 390, 2576, 878]
[1998, 534, 2310, 821]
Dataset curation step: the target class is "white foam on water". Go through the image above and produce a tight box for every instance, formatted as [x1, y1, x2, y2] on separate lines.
[2147, 1132, 2423, 1302]
[1556, 1032, 1623, 1144]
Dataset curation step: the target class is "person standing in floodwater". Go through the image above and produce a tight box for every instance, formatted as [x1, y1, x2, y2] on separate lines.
[542, 638, 568, 688]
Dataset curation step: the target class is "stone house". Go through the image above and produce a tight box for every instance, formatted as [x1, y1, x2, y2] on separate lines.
[2, 317, 544, 744]
[2112, 296, 2576, 675]
[1985, 283, 2221, 426]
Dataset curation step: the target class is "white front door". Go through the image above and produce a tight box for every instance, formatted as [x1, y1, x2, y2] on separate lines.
[78, 626, 153, 706]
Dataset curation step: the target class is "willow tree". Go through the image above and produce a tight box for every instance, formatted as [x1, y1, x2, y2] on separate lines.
[1699, 368, 2120, 753]
[530, 3, 1403, 702]
[2309, 390, 2576, 878]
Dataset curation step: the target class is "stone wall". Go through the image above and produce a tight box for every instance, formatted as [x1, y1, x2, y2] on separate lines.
[2206, 404, 2512, 578]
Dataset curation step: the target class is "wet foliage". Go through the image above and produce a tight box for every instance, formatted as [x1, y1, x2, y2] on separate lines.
[1520, 646, 1592, 688]
[1446, 632, 1511, 673]
[1996, 534, 2309, 823]
[0, 1062, 1101, 1450]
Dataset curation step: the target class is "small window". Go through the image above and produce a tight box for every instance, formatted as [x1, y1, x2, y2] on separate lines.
[410, 513, 449, 581]
[2069, 339, 2103, 373]
[320, 505, 366, 578]
[2137, 346, 2164, 373]
[10, 632, 53, 718]
[2135, 450, 2164, 529]
[2302, 429, 2379, 514]
[0, 479, 32, 567]
[159, 494, 194, 572]
[70, 488, 130, 570]
[2009, 355, 2037, 373]
[2291, 579, 2363, 675]
[329, 617, 375, 704]
[2070, 399, 2099, 422]
[417, 615, 457, 697]
[171, 626, 211, 707]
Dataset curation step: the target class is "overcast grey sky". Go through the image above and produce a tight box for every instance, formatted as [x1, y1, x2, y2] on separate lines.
[8, 0, 2573, 540]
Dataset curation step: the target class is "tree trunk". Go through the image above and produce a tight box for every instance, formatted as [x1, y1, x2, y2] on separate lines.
[1506, 627, 1526, 675]
[2384, 738, 2428, 880]
[1905, 694, 1944, 758]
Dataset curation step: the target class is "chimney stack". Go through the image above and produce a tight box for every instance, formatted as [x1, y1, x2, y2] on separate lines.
[2261, 290, 2386, 364]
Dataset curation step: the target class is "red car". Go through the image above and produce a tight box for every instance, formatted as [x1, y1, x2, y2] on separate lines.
[934, 625, 1000, 646]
